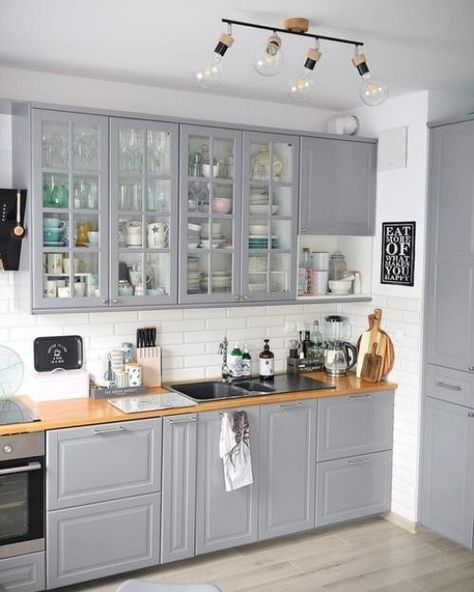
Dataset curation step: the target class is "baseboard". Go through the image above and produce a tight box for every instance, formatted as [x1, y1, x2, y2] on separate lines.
[382, 511, 418, 534]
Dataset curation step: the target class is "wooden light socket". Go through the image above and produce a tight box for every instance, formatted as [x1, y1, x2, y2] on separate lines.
[352, 53, 367, 67]
[219, 32, 234, 48]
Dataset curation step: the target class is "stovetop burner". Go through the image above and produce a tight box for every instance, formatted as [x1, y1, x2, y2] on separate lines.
[0, 398, 41, 426]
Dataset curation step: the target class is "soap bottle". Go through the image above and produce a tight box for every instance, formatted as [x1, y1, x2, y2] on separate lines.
[229, 342, 243, 377]
[259, 339, 275, 380]
[310, 320, 324, 364]
[241, 344, 252, 377]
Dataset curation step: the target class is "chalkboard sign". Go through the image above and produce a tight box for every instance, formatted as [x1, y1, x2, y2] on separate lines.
[33, 336, 83, 372]
[381, 221, 416, 286]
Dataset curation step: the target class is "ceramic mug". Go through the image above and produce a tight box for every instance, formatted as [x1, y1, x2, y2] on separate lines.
[147, 222, 169, 248]
[129, 270, 151, 287]
[63, 257, 79, 274]
[47, 253, 63, 274]
[44, 218, 65, 229]
[45, 280, 57, 298]
[125, 362, 142, 387]
[125, 221, 142, 247]
[73, 282, 86, 297]
[58, 286, 71, 298]
[87, 231, 99, 247]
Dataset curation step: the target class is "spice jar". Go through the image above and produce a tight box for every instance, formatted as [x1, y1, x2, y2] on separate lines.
[328, 252, 347, 281]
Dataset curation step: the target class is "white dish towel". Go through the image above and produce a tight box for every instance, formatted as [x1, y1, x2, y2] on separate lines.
[219, 410, 253, 492]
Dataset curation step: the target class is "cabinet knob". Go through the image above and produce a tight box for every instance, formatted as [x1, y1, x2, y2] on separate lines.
[242, 295, 249, 301]
[301, 227, 307, 233]
[101, 299, 108, 304]
[469, 366, 474, 372]
[234, 296, 241, 301]
[468, 412, 474, 417]
[112, 299, 119, 304]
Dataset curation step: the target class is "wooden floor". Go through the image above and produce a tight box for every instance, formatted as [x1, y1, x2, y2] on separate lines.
[63, 517, 474, 592]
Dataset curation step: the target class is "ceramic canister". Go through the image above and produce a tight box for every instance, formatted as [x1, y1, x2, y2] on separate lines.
[125, 362, 142, 387]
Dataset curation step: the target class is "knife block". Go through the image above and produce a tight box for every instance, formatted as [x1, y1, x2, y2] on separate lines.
[136, 346, 162, 387]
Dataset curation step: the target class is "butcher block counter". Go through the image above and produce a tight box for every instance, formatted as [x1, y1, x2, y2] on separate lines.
[0, 371, 396, 435]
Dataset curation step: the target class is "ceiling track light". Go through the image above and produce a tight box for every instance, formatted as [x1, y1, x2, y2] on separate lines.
[194, 17, 388, 107]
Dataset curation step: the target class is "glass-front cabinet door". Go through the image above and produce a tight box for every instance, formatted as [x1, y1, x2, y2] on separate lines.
[242, 132, 299, 301]
[110, 118, 178, 306]
[32, 110, 109, 309]
[179, 125, 242, 303]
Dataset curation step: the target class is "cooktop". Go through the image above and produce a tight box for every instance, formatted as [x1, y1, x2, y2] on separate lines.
[0, 398, 41, 426]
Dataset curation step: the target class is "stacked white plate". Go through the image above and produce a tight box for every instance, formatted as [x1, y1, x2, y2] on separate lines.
[249, 255, 267, 273]
[187, 257, 202, 293]
[188, 222, 201, 249]
[199, 221, 225, 249]
[249, 191, 279, 215]
[201, 271, 231, 293]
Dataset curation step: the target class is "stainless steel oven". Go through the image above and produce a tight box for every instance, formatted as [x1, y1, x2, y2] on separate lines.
[0, 432, 45, 559]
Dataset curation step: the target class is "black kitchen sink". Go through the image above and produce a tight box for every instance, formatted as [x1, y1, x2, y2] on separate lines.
[170, 374, 334, 402]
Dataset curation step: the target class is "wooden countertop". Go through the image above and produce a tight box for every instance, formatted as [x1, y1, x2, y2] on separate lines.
[0, 372, 397, 436]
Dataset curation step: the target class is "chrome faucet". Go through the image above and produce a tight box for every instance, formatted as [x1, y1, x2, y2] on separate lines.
[218, 336, 231, 382]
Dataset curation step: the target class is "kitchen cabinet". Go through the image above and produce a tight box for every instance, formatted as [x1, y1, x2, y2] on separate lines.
[28, 109, 179, 312]
[46, 419, 162, 509]
[161, 414, 197, 564]
[0, 552, 45, 592]
[424, 119, 474, 371]
[46, 493, 161, 589]
[316, 391, 393, 461]
[46, 418, 162, 589]
[421, 397, 474, 548]
[299, 136, 376, 236]
[258, 400, 316, 540]
[179, 127, 299, 303]
[195, 406, 260, 555]
[315, 450, 392, 527]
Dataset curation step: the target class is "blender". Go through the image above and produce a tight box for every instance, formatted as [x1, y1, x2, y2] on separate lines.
[323, 315, 357, 376]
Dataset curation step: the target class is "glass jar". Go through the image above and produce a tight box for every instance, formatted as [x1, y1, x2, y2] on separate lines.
[328, 252, 347, 281]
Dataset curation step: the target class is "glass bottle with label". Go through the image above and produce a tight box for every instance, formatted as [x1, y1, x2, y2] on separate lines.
[229, 342, 243, 377]
[241, 344, 252, 377]
[259, 339, 275, 380]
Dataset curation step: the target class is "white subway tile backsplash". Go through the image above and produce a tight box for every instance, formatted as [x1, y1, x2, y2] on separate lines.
[161, 318, 205, 333]
[227, 306, 266, 317]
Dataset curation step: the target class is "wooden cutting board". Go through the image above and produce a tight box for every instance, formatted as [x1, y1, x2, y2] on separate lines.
[356, 309, 395, 381]
[361, 342, 383, 382]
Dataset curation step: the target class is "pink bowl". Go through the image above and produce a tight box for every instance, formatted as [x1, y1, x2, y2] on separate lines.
[212, 197, 232, 214]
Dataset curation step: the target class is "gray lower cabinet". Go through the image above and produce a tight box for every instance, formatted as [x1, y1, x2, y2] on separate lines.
[47, 419, 162, 509]
[299, 136, 376, 236]
[161, 414, 197, 563]
[258, 400, 317, 540]
[47, 493, 160, 589]
[315, 450, 392, 527]
[195, 406, 260, 555]
[421, 397, 474, 548]
[0, 552, 45, 592]
[317, 391, 394, 461]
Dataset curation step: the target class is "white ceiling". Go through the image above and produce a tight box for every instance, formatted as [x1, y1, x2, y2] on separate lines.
[0, 0, 473, 111]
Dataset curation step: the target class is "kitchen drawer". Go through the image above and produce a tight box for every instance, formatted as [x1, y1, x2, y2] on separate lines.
[315, 450, 392, 527]
[425, 364, 474, 407]
[47, 418, 162, 509]
[0, 552, 45, 592]
[316, 391, 394, 461]
[47, 493, 161, 589]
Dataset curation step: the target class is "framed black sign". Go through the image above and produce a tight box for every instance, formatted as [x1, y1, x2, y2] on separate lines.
[381, 221, 416, 286]
[33, 335, 83, 372]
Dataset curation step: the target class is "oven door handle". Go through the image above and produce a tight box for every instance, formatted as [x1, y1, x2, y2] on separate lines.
[0, 462, 42, 476]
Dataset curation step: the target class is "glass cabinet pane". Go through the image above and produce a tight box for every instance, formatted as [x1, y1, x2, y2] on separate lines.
[147, 130, 170, 175]
[73, 123, 99, 171]
[43, 173, 69, 208]
[119, 127, 145, 172]
[42, 120, 68, 169]
[147, 179, 170, 213]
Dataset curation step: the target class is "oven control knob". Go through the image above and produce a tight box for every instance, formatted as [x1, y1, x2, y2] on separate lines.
[3, 444, 13, 454]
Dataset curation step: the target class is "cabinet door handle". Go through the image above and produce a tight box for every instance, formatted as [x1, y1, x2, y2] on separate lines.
[468, 412, 474, 417]
[167, 416, 197, 424]
[301, 227, 307, 233]
[469, 366, 474, 372]
[111, 298, 119, 304]
[347, 457, 371, 466]
[101, 299, 108, 304]
[435, 381, 461, 391]
[0, 462, 42, 476]
[279, 402, 304, 410]
[349, 394, 372, 400]
[93, 426, 125, 434]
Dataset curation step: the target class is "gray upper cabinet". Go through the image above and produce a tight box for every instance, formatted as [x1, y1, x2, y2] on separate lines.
[317, 391, 394, 461]
[299, 136, 376, 236]
[425, 120, 474, 371]
[179, 125, 243, 304]
[195, 406, 260, 555]
[47, 419, 162, 509]
[161, 414, 197, 564]
[421, 397, 474, 548]
[242, 132, 299, 302]
[110, 118, 179, 307]
[258, 400, 316, 540]
[32, 109, 110, 310]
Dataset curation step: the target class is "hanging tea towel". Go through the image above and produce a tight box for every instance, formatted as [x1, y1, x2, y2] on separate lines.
[219, 410, 253, 492]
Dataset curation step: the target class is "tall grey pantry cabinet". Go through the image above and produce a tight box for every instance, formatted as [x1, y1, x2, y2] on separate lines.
[421, 115, 474, 548]
[29, 109, 179, 311]
[299, 135, 377, 235]
[45, 419, 162, 588]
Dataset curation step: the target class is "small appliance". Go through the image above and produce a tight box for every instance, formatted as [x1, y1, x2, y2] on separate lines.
[323, 315, 357, 376]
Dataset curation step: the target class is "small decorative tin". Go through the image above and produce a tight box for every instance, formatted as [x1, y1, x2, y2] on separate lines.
[125, 362, 142, 387]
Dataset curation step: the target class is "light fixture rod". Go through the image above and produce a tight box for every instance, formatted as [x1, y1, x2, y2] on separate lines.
[221, 18, 364, 47]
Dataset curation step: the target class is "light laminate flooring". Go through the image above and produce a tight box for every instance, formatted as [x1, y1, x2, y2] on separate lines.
[60, 518, 474, 592]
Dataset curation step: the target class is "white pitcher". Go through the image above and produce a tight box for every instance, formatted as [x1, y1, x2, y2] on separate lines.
[125, 221, 142, 247]
[147, 222, 169, 248]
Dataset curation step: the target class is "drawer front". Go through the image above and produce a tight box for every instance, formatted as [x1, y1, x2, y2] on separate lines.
[316, 391, 394, 461]
[47, 493, 161, 589]
[315, 451, 392, 527]
[0, 552, 45, 592]
[47, 419, 162, 509]
[425, 364, 474, 407]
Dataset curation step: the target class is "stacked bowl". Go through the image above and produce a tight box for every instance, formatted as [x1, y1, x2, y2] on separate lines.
[249, 191, 279, 215]
[200, 222, 225, 249]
